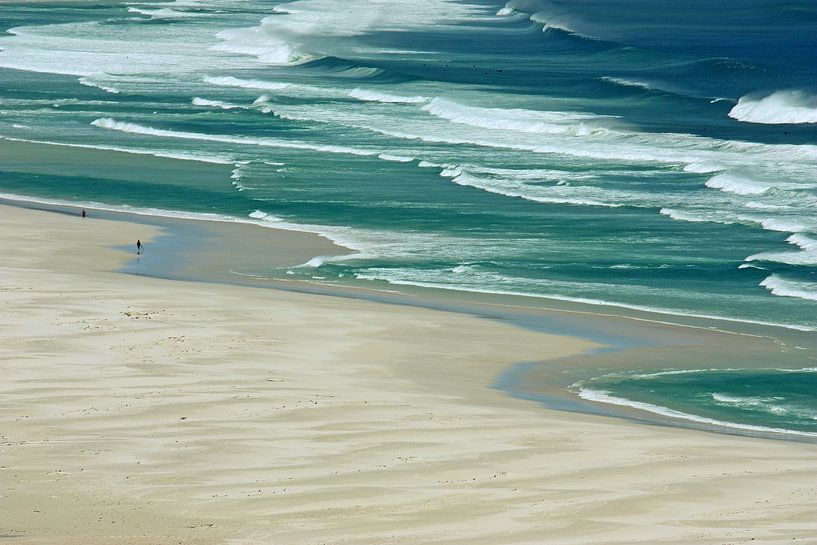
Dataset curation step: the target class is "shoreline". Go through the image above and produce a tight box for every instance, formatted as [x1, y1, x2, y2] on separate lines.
[4, 196, 816, 442]
[2, 202, 817, 543]
[3, 191, 811, 338]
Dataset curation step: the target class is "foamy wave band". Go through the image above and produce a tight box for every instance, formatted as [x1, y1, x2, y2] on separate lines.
[729, 90, 817, 124]
[90, 117, 381, 157]
[203, 76, 290, 91]
[600, 77, 657, 92]
[78, 76, 120, 94]
[128, 7, 209, 19]
[578, 388, 817, 437]
[349, 88, 429, 104]
[422, 97, 609, 136]
[0, 135, 234, 165]
[192, 97, 241, 110]
[355, 269, 815, 331]
[704, 173, 769, 195]
[746, 234, 817, 266]
[760, 274, 817, 303]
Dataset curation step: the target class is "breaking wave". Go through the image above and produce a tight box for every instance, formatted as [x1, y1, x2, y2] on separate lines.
[729, 90, 817, 124]
[349, 88, 429, 104]
[760, 275, 817, 303]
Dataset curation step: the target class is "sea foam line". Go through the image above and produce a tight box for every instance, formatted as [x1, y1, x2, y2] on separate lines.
[90, 117, 381, 157]
[203, 76, 290, 91]
[729, 90, 817, 125]
[760, 275, 817, 303]
[577, 387, 817, 438]
[352, 272, 815, 331]
[0, 135, 235, 165]
[349, 88, 429, 104]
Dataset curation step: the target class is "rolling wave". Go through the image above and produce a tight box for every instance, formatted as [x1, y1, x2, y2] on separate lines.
[704, 173, 770, 196]
[746, 234, 817, 266]
[203, 76, 290, 91]
[729, 90, 817, 125]
[577, 387, 817, 438]
[90, 117, 381, 157]
[349, 88, 429, 104]
[422, 97, 612, 136]
[760, 275, 817, 303]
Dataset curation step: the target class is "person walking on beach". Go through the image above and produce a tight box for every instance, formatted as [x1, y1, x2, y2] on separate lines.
[81, 209, 86, 218]
[136, 239, 143, 255]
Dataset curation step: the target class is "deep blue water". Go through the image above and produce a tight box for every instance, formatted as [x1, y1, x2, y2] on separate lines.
[1, 0, 816, 435]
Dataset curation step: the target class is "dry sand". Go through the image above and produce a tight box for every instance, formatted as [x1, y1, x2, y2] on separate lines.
[1, 204, 816, 545]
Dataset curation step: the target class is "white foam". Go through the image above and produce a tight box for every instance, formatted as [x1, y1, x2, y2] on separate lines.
[753, 216, 811, 234]
[729, 90, 817, 124]
[203, 76, 290, 91]
[528, 11, 599, 41]
[262, 94, 817, 170]
[78, 76, 120, 94]
[659, 208, 733, 225]
[0, 17, 257, 79]
[354, 268, 815, 331]
[440, 166, 462, 178]
[744, 201, 789, 210]
[349, 89, 429, 104]
[630, 368, 732, 379]
[788, 233, 817, 253]
[496, 7, 514, 16]
[577, 388, 817, 437]
[377, 153, 414, 163]
[0, 135, 235, 165]
[711, 393, 817, 420]
[704, 173, 770, 195]
[711, 393, 782, 410]
[0, 192, 253, 225]
[449, 170, 622, 208]
[746, 234, 817, 266]
[192, 97, 241, 110]
[212, 0, 486, 66]
[128, 7, 209, 19]
[600, 77, 657, 92]
[417, 160, 441, 168]
[760, 275, 817, 303]
[422, 97, 610, 136]
[91, 117, 381, 157]
[293, 255, 337, 268]
[211, 27, 308, 66]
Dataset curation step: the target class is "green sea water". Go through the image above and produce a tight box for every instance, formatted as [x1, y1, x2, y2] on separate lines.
[1, 0, 816, 437]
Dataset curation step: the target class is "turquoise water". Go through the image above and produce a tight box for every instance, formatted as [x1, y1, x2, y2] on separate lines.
[575, 367, 817, 438]
[1, 0, 816, 436]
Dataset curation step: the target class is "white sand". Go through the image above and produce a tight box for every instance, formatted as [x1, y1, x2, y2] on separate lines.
[1, 204, 816, 544]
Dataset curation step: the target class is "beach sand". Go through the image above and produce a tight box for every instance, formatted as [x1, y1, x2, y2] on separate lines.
[1, 203, 816, 545]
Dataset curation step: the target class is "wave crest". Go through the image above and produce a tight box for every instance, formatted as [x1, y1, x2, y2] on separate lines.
[729, 90, 817, 124]
[349, 88, 429, 104]
[760, 274, 817, 302]
[422, 97, 610, 136]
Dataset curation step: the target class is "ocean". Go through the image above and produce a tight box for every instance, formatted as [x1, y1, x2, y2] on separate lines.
[1, 0, 816, 437]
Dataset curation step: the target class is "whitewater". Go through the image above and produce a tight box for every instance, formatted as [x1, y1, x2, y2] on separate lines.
[0, 0, 816, 334]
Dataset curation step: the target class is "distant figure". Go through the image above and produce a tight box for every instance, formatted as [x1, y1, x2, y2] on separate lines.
[136, 239, 143, 255]
[81, 209, 86, 219]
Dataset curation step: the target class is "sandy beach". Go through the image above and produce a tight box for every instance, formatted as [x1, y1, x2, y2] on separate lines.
[1, 203, 816, 545]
